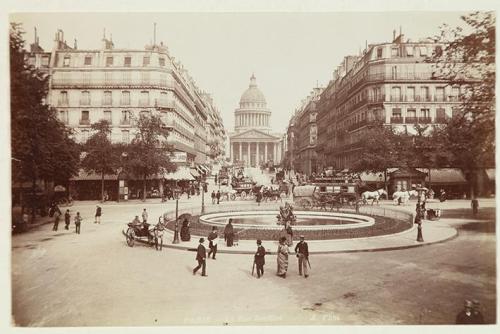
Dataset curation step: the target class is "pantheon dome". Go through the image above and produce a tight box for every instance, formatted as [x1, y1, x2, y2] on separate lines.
[234, 74, 271, 133]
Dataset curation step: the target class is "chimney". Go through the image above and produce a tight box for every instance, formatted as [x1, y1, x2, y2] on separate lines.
[74, 38, 78, 49]
[393, 29, 396, 41]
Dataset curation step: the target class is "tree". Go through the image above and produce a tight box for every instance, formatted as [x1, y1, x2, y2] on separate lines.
[80, 120, 119, 202]
[350, 122, 412, 192]
[10, 23, 79, 219]
[431, 11, 495, 197]
[125, 114, 176, 201]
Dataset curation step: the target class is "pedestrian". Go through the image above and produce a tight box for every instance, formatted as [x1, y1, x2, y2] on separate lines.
[439, 189, 447, 202]
[254, 239, 266, 278]
[215, 174, 218, 185]
[180, 218, 191, 241]
[216, 190, 221, 204]
[471, 198, 479, 216]
[52, 205, 61, 231]
[64, 209, 71, 230]
[472, 300, 485, 324]
[193, 238, 207, 277]
[207, 227, 218, 260]
[224, 219, 235, 247]
[285, 221, 293, 247]
[74, 212, 82, 234]
[456, 300, 475, 324]
[94, 205, 102, 224]
[142, 208, 148, 224]
[277, 236, 289, 278]
[256, 189, 262, 206]
[211, 191, 216, 204]
[294, 235, 310, 278]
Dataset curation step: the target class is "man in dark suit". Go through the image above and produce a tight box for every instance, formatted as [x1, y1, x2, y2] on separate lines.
[207, 227, 218, 260]
[193, 238, 207, 277]
[254, 239, 266, 278]
[294, 235, 309, 278]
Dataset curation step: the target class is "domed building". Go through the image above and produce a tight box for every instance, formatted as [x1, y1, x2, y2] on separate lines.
[229, 74, 282, 167]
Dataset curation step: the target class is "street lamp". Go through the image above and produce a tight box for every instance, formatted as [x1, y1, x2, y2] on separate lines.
[117, 152, 128, 203]
[414, 184, 426, 242]
[201, 177, 206, 214]
[172, 186, 180, 244]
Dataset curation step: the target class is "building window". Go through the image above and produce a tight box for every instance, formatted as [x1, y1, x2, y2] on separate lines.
[139, 91, 149, 106]
[121, 91, 130, 105]
[406, 109, 417, 122]
[160, 92, 168, 106]
[391, 87, 401, 102]
[63, 56, 70, 67]
[434, 45, 443, 57]
[80, 91, 91, 106]
[436, 87, 445, 102]
[451, 87, 460, 101]
[391, 47, 400, 57]
[103, 91, 112, 105]
[124, 56, 132, 67]
[376, 47, 383, 58]
[80, 110, 90, 125]
[391, 108, 402, 118]
[140, 110, 150, 119]
[391, 66, 398, 79]
[27, 56, 36, 67]
[143, 56, 150, 66]
[41, 56, 49, 67]
[59, 91, 69, 106]
[406, 46, 414, 56]
[106, 56, 113, 67]
[420, 108, 430, 118]
[421, 86, 430, 101]
[121, 110, 131, 125]
[419, 46, 427, 56]
[84, 56, 92, 65]
[407, 87, 415, 102]
[159, 57, 165, 67]
[436, 108, 446, 122]
[122, 130, 130, 143]
[141, 71, 150, 85]
[103, 110, 112, 123]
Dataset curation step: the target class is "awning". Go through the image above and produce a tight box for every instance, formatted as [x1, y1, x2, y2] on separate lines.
[70, 170, 118, 181]
[359, 172, 385, 183]
[485, 168, 495, 182]
[196, 164, 210, 174]
[190, 168, 200, 178]
[417, 168, 467, 184]
[164, 166, 195, 181]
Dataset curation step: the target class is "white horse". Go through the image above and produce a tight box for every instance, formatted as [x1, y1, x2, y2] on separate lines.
[392, 190, 419, 205]
[361, 189, 388, 205]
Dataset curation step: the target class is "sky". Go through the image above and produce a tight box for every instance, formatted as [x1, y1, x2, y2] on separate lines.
[11, 12, 468, 134]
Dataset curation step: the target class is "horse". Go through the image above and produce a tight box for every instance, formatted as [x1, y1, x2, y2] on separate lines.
[149, 218, 166, 251]
[392, 190, 418, 205]
[361, 189, 387, 205]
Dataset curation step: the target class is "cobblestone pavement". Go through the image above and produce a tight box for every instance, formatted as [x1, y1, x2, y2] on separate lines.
[10, 180, 497, 326]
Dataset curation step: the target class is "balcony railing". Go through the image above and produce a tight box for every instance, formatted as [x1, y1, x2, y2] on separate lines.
[79, 119, 90, 125]
[418, 117, 432, 124]
[390, 117, 404, 124]
[405, 117, 418, 123]
[120, 119, 131, 126]
[57, 100, 69, 106]
[434, 117, 448, 124]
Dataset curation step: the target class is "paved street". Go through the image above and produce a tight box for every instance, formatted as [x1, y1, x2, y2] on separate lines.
[11, 191, 496, 326]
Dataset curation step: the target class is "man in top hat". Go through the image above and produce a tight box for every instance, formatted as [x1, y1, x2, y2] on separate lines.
[254, 240, 266, 278]
[294, 235, 310, 278]
[193, 238, 207, 277]
[456, 300, 475, 324]
[472, 300, 485, 324]
[207, 227, 219, 260]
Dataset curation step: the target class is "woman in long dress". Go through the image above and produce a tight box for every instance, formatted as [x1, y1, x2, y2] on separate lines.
[224, 219, 235, 247]
[277, 236, 289, 278]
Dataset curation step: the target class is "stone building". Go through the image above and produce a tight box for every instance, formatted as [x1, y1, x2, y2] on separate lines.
[229, 75, 282, 167]
[25, 29, 226, 200]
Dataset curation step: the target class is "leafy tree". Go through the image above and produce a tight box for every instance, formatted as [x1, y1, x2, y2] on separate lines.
[431, 11, 495, 197]
[350, 122, 411, 192]
[81, 120, 119, 202]
[10, 23, 79, 219]
[125, 114, 176, 201]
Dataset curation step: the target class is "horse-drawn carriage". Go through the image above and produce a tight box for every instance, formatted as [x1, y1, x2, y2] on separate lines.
[231, 178, 256, 200]
[293, 183, 361, 210]
[125, 218, 165, 250]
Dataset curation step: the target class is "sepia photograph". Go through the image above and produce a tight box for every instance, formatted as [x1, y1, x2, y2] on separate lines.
[2, 0, 498, 331]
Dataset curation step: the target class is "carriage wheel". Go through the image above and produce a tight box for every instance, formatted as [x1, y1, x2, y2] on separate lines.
[240, 191, 247, 200]
[297, 199, 312, 210]
[230, 194, 236, 201]
[126, 228, 135, 247]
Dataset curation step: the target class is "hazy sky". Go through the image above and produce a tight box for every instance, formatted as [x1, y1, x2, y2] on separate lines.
[11, 12, 467, 133]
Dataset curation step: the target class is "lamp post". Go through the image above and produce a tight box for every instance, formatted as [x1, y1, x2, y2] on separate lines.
[117, 152, 128, 203]
[415, 184, 425, 242]
[172, 187, 180, 244]
[201, 177, 206, 214]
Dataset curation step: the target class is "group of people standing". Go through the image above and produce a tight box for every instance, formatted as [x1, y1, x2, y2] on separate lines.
[50, 203, 85, 234]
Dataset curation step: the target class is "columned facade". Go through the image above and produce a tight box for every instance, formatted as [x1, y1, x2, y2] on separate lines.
[229, 74, 282, 167]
